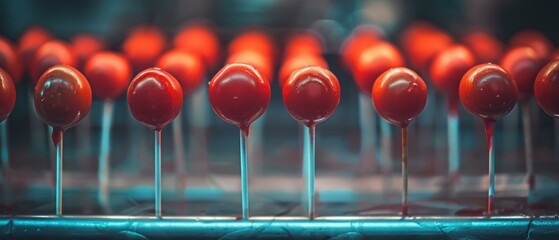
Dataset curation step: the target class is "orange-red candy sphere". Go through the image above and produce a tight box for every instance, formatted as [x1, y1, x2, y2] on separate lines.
[429, 45, 476, 102]
[122, 25, 167, 71]
[174, 23, 221, 70]
[353, 41, 405, 94]
[84, 52, 131, 100]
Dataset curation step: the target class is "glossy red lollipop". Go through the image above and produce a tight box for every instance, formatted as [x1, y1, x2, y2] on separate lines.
[283, 66, 340, 127]
[372, 67, 426, 215]
[430, 45, 477, 105]
[0, 69, 16, 122]
[353, 41, 405, 94]
[123, 25, 167, 71]
[84, 51, 131, 100]
[279, 54, 328, 88]
[156, 49, 205, 96]
[31, 40, 76, 87]
[0, 37, 22, 84]
[71, 34, 105, 70]
[127, 68, 183, 131]
[462, 30, 503, 64]
[500, 46, 540, 102]
[34, 65, 91, 131]
[459, 64, 518, 122]
[209, 63, 270, 134]
[535, 60, 559, 117]
[372, 67, 427, 128]
[459, 63, 517, 214]
[18, 26, 52, 74]
[174, 22, 221, 70]
[227, 50, 272, 83]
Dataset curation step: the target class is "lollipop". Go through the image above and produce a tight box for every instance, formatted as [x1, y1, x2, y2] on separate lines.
[462, 30, 504, 64]
[156, 49, 205, 188]
[34, 65, 92, 216]
[228, 30, 277, 68]
[510, 30, 553, 61]
[84, 52, 131, 205]
[283, 66, 340, 218]
[340, 25, 383, 69]
[535, 60, 559, 117]
[174, 22, 221, 70]
[372, 67, 427, 216]
[0, 70, 15, 122]
[209, 63, 270, 219]
[17, 26, 52, 75]
[459, 64, 518, 214]
[0, 37, 22, 169]
[284, 31, 324, 59]
[500, 47, 541, 190]
[0, 69, 16, 169]
[278, 54, 328, 88]
[128, 68, 183, 218]
[0, 37, 22, 84]
[122, 25, 167, 72]
[70, 34, 106, 70]
[429, 45, 476, 182]
[352, 40, 404, 176]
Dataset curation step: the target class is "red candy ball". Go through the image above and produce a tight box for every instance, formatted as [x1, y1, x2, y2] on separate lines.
[372, 68, 427, 128]
[459, 64, 518, 122]
[157, 49, 205, 96]
[400, 22, 453, 71]
[353, 41, 405, 94]
[279, 54, 328, 88]
[31, 40, 76, 88]
[34, 65, 92, 130]
[174, 22, 221, 70]
[0, 37, 22, 84]
[500, 46, 540, 102]
[227, 50, 272, 83]
[127, 68, 183, 131]
[284, 31, 324, 58]
[282, 66, 340, 127]
[228, 30, 277, 67]
[340, 26, 382, 68]
[429, 45, 476, 102]
[0, 69, 16, 122]
[534, 60, 559, 117]
[510, 30, 553, 61]
[122, 25, 167, 71]
[209, 63, 271, 133]
[84, 51, 131, 100]
[17, 26, 52, 74]
[70, 34, 106, 70]
[462, 30, 504, 64]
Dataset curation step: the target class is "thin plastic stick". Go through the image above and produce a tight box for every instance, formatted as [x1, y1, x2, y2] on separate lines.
[359, 94, 377, 167]
[447, 111, 460, 181]
[521, 102, 534, 190]
[484, 120, 495, 215]
[239, 129, 250, 219]
[172, 112, 186, 190]
[401, 127, 408, 216]
[54, 129, 64, 217]
[154, 130, 162, 218]
[98, 101, 114, 207]
[305, 125, 316, 219]
[1, 120, 8, 170]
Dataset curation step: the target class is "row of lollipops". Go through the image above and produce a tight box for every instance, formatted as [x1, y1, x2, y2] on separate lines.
[1, 21, 559, 219]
